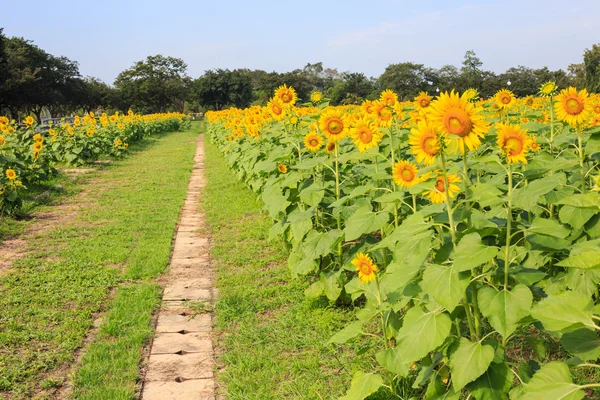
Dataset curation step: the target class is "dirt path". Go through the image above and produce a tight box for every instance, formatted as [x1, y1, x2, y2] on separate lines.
[140, 134, 215, 399]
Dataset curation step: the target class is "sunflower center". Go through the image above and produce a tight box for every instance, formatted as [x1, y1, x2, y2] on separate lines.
[420, 99, 430, 107]
[422, 135, 439, 155]
[310, 139, 318, 147]
[435, 178, 446, 192]
[444, 109, 473, 137]
[327, 119, 344, 135]
[594, 105, 600, 114]
[566, 97, 584, 115]
[400, 168, 415, 181]
[504, 136, 523, 156]
[272, 105, 282, 115]
[379, 108, 392, 121]
[358, 261, 372, 275]
[359, 128, 373, 144]
[501, 95, 511, 104]
[282, 94, 290, 103]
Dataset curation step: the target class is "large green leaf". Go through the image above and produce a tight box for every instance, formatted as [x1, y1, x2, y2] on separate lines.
[467, 362, 512, 400]
[344, 206, 389, 241]
[509, 362, 584, 400]
[288, 251, 317, 276]
[262, 185, 290, 218]
[371, 212, 432, 251]
[513, 174, 564, 211]
[531, 292, 596, 332]
[561, 328, 600, 361]
[299, 182, 325, 207]
[527, 217, 571, 239]
[477, 285, 532, 339]
[452, 233, 499, 272]
[422, 263, 469, 312]
[395, 306, 452, 369]
[302, 229, 343, 259]
[288, 209, 314, 242]
[329, 321, 364, 344]
[339, 371, 383, 400]
[376, 347, 410, 376]
[556, 250, 600, 269]
[449, 338, 495, 391]
[559, 206, 598, 230]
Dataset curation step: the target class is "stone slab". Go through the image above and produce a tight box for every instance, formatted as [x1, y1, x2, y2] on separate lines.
[164, 280, 212, 301]
[156, 313, 212, 333]
[151, 332, 212, 354]
[142, 379, 214, 400]
[145, 353, 213, 381]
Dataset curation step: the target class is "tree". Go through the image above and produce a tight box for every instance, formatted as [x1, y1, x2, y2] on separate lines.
[114, 55, 190, 113]
[329, 72, 375, 105]
[459, 50, 485, 92]
[583, 43, 600, 93]
[568, 63, 585, 89]
[378, 62, 434, 99]
[195, 69, 253, 110]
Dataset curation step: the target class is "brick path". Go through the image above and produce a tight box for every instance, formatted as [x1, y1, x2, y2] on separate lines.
[141, 134, 215, 399]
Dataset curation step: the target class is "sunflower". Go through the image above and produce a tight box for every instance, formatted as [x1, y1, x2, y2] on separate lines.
[114, 139, 122, 147]
[6, 169, 17, 180]
[267, 97, 286, 121]
[0, 135, 5, 146]
[277, 163, 288, 174]
[352, 253, 379, 283]
[373, 101, 394, 128]
[289, 115, 299, 125]
[304, 132, 324, 151]
[530, 136, 541, 152]
[380, 89, 398, 107]
[33, 142, 43, 152]
[554, 87, 592, 127]
[591, 100, 600, 116]
[428, 90, 489, 151]
[495, 89, 516, 109]
[414, 92, 432, 109]
[319, 108, 347, 142]
[362, 100, 376, 115]
[24, 116, 34, 127]
[351, 118, 382, 152]
[0, 116, 8, 125]
[426, 173, 461, 204]
[464, 88, 479, 103]
[496, 123, 532, 164]
[33, 133, 43, 143]
[393, 161, 422, 189]
[275, 84, 297, 106]
[540, 81, 558, 97]
[325, 141, 337, 154]
[311, 91, 323, 103]
[409, 121, 441, 165]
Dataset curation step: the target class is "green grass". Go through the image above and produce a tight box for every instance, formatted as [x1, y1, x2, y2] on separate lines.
[203, 137, 392, 400]
[0, 124, 200, 399]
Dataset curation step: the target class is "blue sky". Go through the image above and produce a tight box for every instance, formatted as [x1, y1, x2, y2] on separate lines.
[2, 0, 599, 83]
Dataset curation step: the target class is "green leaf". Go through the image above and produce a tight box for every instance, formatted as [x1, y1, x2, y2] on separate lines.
[288, 209, 314, 242]
[396, 306, 452, 369]
[344, 206, 389, 241]
[299, 182, 325, 207]
[449, 338, 495, 391]
[452, 233, 499, 272]
[531, 292, 595, 332]
[513, 174, 564, 211]
[509, 362, 584, 400]
[322, 271, 342, 301]
[556, 250, 600, 269]
[376, 347, 410, 376]
[559, 205, 598, 230]
[287, 251, 317, 276]
[293, 155, 328, 170]
[371, 212, 432, 251]
[262, 186, 290, 218]
[302, 229, 343, 259]
[304, 280, 324, 299]
[561, 329, 600, 361]
[467, 362, 512, 400]
[527, 218, 571, 239]
[478, 285, 532, 339]
[329, 321, 363, 344]
[422, 264, 469, 312]
[339, 371, 383, 400]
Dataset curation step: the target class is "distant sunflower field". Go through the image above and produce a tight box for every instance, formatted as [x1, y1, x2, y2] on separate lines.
[0, 111, 188, 213]
[207, 83, 600, 399]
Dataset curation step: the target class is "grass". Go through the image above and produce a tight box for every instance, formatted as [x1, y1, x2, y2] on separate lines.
[203, 137, 393, 400]
[0, 123, 200, 399]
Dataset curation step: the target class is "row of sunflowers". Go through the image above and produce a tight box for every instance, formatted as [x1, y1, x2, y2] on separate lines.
[207, 83, 600, 399]
[0, 111, 189, 214]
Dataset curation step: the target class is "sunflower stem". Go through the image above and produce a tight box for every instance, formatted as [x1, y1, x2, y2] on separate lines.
[504, 164, 513, 291]
[578, 131, 586, 193]
[549, 96, 555, 155]
[389, 129, 399, 228]
[334, 144, 343, 266]
[412, 194, 417, 213]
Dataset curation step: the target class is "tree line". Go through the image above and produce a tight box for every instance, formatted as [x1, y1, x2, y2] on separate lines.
[1, 27, 599, 119]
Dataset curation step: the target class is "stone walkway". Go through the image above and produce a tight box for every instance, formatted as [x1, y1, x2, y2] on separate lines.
[141, 134, 215, 400]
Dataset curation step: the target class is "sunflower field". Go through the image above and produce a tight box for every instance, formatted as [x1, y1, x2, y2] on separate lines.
[206, 83, 600, 399]
[0, 111, 188, 213]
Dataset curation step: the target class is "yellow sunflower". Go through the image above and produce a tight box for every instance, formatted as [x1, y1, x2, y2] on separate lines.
[426, 173, 461, 204]
[267, 97, 286, 121]
[352, 253, 379, 283]
[319, 108, 348, 142]
[274, 84, 297, 106]
[554, 87, 592, 128]
[277, 163, 288, 174]
[311, 91, 323, 103]
[414, 92, 432, 109]
[33, 133, 43, 143]
[464, 88, 479, 103]
[24, 116, 34, 127]
[6, 169, 17, 180]
[0, 135, 5, 146]
[304, 132, 324, 151]
[380, 89, 398, 107]
[428, 90, 489, 152]
[591, 100, 600, 115]
[409, 121, 441, 165]
[530, 136, 541, 152]
[495, 89, 516, 109]
[540, 81, 558, 97]
[325, 141, 337, 154]
[373, 101, 394, 128]
[351, 118, 382, 152]
[362, 100, 376, 115]
[33, 142, 43, 152]
[392, 161, 422, 189]
[496, 123, 532, 164]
